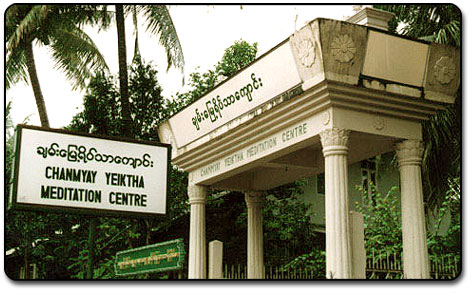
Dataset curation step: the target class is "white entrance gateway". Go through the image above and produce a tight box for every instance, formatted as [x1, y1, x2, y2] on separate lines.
[158, 7, 460, 279]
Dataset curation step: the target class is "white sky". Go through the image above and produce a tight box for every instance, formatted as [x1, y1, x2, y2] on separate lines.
[5, 4, 358, 128]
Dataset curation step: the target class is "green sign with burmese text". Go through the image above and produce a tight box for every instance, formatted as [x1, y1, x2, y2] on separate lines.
[114, 238, 185, 276]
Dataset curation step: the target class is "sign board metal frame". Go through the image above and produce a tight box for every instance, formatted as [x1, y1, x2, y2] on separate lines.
[114, 238, 185, 276]
[9, 124, 171, 218]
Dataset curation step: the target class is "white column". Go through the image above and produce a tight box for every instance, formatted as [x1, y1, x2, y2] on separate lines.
[245, 191, 265, 279]
[395, 140, 430, 279]
[188, 183, 207, 279]
[320, 128, 352, 279]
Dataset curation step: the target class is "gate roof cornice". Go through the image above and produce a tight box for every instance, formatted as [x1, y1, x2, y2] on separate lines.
[158, 17, 460, 188]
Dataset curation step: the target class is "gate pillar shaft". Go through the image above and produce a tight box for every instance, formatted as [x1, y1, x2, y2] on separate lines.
[395, 140, 430, 279]
[188, 183, 207, 279]
[320, 128, 353, 279]
[245, 191, 265, 279]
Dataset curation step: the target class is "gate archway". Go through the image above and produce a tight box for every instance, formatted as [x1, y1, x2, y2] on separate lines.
[158, 8, 460, 279]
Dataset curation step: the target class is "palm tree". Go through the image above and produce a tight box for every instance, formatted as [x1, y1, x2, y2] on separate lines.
[375, 4, 461, 208]
[6, 4, 109, 128]
[113, 4, 185, 138]
[378, 5, 460, 47]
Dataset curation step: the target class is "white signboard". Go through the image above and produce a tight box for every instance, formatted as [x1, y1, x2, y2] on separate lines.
[10, 125, 170, 216]
[168, 41, 302, 148]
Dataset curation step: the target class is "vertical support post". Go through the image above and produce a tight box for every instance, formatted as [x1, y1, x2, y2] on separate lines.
[188, 183, 207, 279]
[86, 217, 98, 279]
[350, 211, 366, 279]
[395, 140, 430, 279]
[208, 240, 223, 279]
[245, 191, 265, 279]
[319, 128, 352, 279]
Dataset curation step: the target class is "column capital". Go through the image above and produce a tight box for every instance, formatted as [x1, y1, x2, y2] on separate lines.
[319, 128, 350, 156]
[395, 140, 424, 166]
[188, 183, 207, 205]
[245, 191, 265, 209]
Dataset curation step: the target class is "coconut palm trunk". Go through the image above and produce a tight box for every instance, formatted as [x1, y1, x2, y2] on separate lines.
[115, 4, 133, 138]
[24, 41, 50, 128]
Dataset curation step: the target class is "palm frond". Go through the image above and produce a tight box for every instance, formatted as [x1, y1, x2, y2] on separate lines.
[139, 5, 185, 73]
[6, 5, 50, 52]
[49, 26, 109, 90]
[417, 35, 435, 42]
[422, 97, 460, 207]
[5, 101, 14, 133]
[132, 5, 141, 60]
[435, 20, 460, 47]
[58, 5, 113, 31]
[377, 4, 460, 48]
[5, 45, 29, 89]
[5, 5, 22, 40]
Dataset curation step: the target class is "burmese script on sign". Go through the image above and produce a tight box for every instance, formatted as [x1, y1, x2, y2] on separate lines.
[12, 126, 169, 215]
[115, 238, 185, 276]
[191, 73, 264, 131]
[117, 249, 180, 270]
[168, 41, 302, 147]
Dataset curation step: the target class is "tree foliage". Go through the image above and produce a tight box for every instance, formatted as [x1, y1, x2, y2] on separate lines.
[132, 5, 184, 72]
[426, 177, 461, 260]
[355, 181, 460, 277]
[377, 4, 461, 47]
[216, 39, 258, 78]
[262, 181, 319, 265]
[5, 5, 110, 90]
[5, 57, 182, 279]
[67, 57, 187, 279]
[68, 57, 167, 141]
[5, 103, 82, 279]
[284, 177, 461, 279]
[5, 37, 316, 279]
[6, 4, 109, 127]
[108, 4, 185, 137]
[355, 184, 402, 257]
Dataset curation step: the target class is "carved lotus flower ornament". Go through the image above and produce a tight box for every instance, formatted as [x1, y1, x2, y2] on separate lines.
[297, 38, 316, 68]
[373, 116, 385, 131]
[434, 56, 456, 85]
[331, 34, 356, 63]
